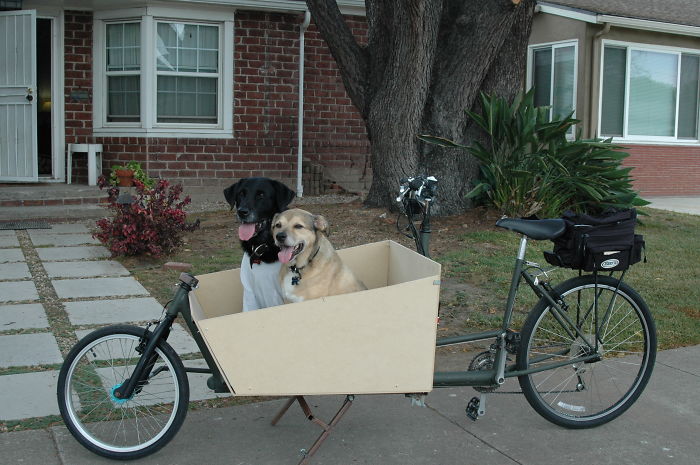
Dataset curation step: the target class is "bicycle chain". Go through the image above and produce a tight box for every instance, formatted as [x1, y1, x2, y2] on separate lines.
[468, 350, 579, 395]
[475, 389, 581, 395]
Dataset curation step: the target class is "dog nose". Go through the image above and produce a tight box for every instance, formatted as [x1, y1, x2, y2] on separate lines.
[276, 232, 287, 243]
[237, 208, 249, 218]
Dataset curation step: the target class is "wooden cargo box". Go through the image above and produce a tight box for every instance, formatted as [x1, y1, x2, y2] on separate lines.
[189, 240, 441, 396]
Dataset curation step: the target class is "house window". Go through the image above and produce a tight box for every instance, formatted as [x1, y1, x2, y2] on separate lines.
[106, 22, 141, 122]
[156, 22, 219, 124]
[528, 41, 577, 126]
[600, 43, 700, 141]
[95, 9, 233, 136]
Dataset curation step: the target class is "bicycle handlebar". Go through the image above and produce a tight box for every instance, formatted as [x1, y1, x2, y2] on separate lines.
[396, 175, 438, 203]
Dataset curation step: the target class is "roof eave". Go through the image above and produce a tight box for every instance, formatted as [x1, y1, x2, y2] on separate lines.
[38, 0, 366, 16]
[598, 14, 700, 38]
[537, 2, 700, 37]
[180, 0, 366, 15]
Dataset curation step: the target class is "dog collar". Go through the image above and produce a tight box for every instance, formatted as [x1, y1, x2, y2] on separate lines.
[289, 246, 321, 285]
[249, 243, 270, 267]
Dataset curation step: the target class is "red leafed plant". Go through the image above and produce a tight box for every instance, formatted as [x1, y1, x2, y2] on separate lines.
[94, 176, 200, 257]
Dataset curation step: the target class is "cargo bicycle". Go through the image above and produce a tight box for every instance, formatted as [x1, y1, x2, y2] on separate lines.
[57, 175, 657, 463]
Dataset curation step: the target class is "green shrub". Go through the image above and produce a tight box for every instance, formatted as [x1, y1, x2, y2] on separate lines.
[419, 91, 648, 217]
[94, 176, 199, 257]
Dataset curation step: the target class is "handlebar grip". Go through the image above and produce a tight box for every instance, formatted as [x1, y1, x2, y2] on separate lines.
[409, 178, 424, 190]
[179, 272, 199, 289]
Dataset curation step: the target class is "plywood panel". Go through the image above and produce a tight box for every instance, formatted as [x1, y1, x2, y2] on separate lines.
[336, 240, 389, 289]
[191, 269, 243, 319]
[191, 240, 441, 396]
[387, 241, 441, 286]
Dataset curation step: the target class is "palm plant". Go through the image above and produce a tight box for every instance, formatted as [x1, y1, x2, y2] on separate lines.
[419, 91, 648, 217]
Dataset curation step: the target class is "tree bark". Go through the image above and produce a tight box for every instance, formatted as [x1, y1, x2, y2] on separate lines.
[419, 0, 537, 214]
[364, 0, 443, 207]
[305, 0, 536, 214]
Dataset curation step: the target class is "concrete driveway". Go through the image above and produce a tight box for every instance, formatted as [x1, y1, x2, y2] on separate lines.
[645, 197, 700, 215]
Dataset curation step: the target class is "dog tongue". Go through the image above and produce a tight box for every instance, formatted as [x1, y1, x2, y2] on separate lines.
[278, 246, 295, 264]
[238, 223, 256, 241]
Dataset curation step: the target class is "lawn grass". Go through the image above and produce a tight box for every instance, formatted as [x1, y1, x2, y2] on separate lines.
[437, 208, 700, 349]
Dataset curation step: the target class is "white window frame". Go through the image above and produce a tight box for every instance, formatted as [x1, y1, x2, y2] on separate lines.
[93, 6, 234, 138]
[153, 20, 222, 127]
[104, 20, 142, 126]
[526, 39, 579, 134]
[598, 39, 700, 145]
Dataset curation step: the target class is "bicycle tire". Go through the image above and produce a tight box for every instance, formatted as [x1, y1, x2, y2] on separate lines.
[517, 275, 656, 428]
[57, 325, 189, 460]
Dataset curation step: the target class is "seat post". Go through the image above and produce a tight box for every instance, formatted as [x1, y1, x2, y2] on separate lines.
[501, 235, 529, 333]
[517, 235, 528, 260]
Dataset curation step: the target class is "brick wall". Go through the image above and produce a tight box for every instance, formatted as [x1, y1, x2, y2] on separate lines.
[301, 16, 371, 192]
[64, 11, 94, 182]
[624, 145, 700, 196]
[63, 10, 371, 193]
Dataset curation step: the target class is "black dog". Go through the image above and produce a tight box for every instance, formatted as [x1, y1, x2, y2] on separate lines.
[223, 177, 295, 265]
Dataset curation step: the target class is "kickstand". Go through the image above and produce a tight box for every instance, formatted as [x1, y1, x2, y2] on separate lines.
[271, 395, 355, 465]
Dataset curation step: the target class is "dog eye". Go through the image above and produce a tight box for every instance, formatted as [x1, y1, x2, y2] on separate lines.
[294, 224, 304, 229]
[256, 191, 264, 199]
[274, 222, 281, 228]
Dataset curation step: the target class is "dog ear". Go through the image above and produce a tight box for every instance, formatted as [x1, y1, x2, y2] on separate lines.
[223, 181, 242, 210]
[313, 215, 330, 235]
[272, 180, 295, 212]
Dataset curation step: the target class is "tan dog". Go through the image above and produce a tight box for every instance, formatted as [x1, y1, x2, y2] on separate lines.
[272, 208, 367, 303]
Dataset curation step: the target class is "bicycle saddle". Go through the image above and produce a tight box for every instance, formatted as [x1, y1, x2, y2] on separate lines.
[495, 218, 566, 240]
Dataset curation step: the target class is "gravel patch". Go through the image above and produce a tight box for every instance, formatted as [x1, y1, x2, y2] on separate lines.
[15, 231, 78, 355]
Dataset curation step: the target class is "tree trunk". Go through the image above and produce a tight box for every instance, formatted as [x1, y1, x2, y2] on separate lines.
[363, 0, 443, 207]
[419, 0, 536, 214]
[305, 0, 536, 215]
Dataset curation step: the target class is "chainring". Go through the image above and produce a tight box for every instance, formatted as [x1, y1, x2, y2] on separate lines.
[468, 350, 498, 393]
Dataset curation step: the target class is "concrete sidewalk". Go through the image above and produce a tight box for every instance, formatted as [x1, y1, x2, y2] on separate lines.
[0, 345, 698, 465]
[0, 222, 224, 423]
[646, 197, 700, 215]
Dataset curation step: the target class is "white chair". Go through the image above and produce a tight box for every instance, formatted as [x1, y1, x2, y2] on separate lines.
[67, 143, 103, 186]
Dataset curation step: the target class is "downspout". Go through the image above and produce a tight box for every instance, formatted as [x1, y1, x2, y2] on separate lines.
[590, 22, 611, 138]
[296, 10, 311, 198]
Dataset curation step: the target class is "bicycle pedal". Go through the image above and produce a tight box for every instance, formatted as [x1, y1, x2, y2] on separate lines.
[465, 396, 480, 421]
[466, 394, 487, 421]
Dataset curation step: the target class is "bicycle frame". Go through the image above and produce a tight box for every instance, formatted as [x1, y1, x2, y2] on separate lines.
[432, 235, 600, 388]
[118, 229, 603, 402]
[400, 197, 432, 258]
[118, 206, 607, 399]
[113, 273, 228, 400]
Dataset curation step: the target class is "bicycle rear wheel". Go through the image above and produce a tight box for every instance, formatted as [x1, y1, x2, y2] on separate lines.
[57, 325, 189, 459]
[517, 275, 656, 428]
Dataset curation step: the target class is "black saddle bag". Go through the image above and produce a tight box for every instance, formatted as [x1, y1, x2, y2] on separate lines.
[544, 209, 645, 272]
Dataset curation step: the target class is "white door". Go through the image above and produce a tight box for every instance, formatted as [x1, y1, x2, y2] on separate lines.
[0, 10, 38, 182]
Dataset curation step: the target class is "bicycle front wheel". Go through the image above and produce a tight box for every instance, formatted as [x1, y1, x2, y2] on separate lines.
[517, 275, 656, 428]
[57, 325, 189, 460]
